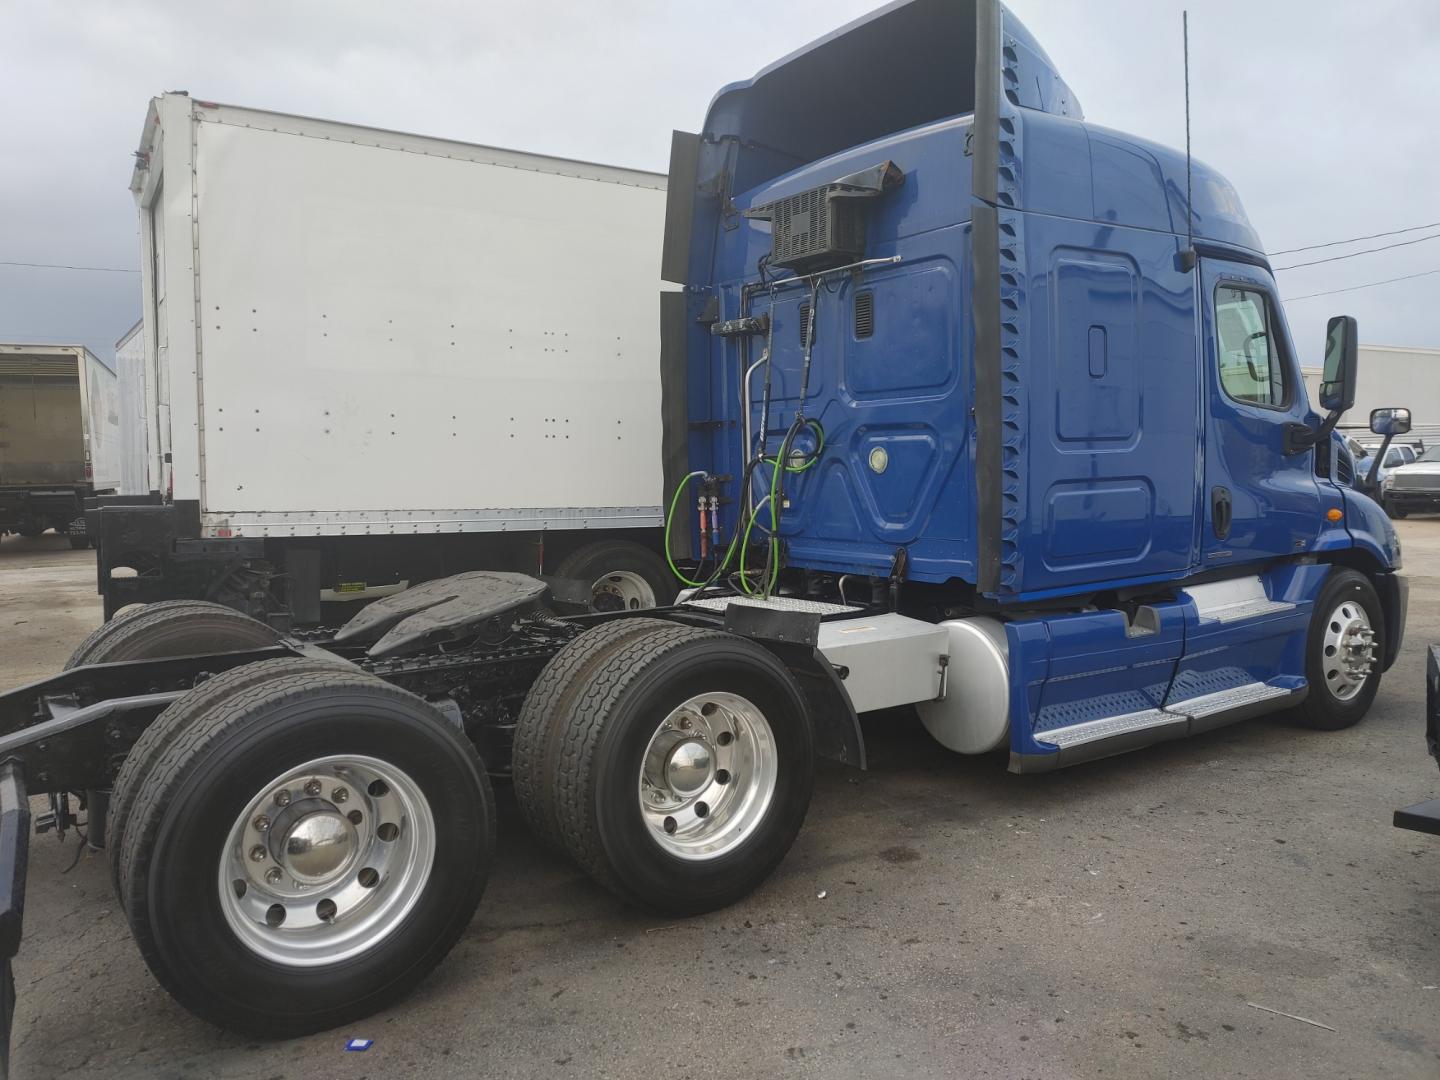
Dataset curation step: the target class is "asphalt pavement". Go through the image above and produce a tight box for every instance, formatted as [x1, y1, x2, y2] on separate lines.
[1, 525, 1436, 1079]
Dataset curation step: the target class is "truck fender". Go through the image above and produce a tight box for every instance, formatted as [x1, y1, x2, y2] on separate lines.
[763, 640, 866, 770]
[717, 603, 865, 769]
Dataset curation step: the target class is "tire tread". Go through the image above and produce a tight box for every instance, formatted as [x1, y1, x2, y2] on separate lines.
[549, 625, 726, 898]
[512, 618, 672, 850]
[106, 655, 347, 892]
[117, 659, 491, 1036]
[66, 601, 276, 670]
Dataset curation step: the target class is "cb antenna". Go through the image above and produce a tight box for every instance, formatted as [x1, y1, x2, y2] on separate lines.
[1180, 10, 1197, 271]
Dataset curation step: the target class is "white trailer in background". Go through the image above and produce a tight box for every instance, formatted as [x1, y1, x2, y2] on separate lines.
[93, 92, 670, 623]
[1305, 344, 1440, 446]
[0, 343, 121, 546]
[114, 320, 150, 497]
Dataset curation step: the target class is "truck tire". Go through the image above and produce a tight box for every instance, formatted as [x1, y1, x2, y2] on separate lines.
[1386, 501, 1408, 520]
[1295, 568, 1385, 731]
[550, 625, 814, 916]
[115, 660, 495, 1037]
[512, 617, 673, 851]
[106, 656, 348, 893]
[64, 599, 278, 670]
[554, 540, 676, 611]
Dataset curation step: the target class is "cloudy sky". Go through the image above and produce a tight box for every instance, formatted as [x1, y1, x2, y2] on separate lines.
[4, 0, 1438, 364]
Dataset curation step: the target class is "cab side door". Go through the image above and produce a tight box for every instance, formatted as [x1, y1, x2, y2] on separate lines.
[1199, 259, 1322, 567]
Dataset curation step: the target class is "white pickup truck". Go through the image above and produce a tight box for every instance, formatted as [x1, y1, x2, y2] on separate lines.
[1383, 444, 1440, 517]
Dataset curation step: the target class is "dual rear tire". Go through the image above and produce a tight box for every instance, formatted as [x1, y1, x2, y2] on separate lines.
[113, 661, 494, 1037]
[79, 603, 815, 1036]
[513, 621, 816, 916]
[86, 604, 493, 1038]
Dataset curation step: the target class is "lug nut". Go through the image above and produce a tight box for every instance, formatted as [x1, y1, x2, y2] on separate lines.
[332, 786, 349, 803]
[265, 867, 283, 885]
[273, 789, 292, 807]
[249, 845, 268, 863]
[253, 815, 271, 832]
[304, 779, 323, 797]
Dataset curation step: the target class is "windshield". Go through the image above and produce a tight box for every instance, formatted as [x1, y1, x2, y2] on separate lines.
[1420, 446, 1440, 463]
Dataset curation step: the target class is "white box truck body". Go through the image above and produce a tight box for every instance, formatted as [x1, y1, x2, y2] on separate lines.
[0, 343, 121, 543]
[93, 94, 672, 622]
[114, 320, 151, 497]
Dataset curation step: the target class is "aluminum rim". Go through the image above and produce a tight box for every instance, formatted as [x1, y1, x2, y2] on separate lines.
[592, 569, 655, 611]
[637, 691, 778, 861]
[217, 755, 435, 967]
[1321, 599, 1376, 701]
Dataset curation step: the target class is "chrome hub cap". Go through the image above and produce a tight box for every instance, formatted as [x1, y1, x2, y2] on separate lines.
[277, 805, 357, 884]
[1321, 599, 1376, 701]
[219, 755, 435, 966]
[638, 692, 777, 861]
[665, 740, 714, 794]
[592, 570, 655, 612]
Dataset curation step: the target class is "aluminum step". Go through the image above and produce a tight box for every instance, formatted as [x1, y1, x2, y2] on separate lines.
[1037, 681, 1302, 756]
[1167, 680, 1294, 719]
[1198, 597, 1295, 623]
[1183, 577, 1295, 623]
[1039, 708, 1182, 750]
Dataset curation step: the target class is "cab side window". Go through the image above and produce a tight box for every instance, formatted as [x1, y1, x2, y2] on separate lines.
[1215, 285, 1286, 407]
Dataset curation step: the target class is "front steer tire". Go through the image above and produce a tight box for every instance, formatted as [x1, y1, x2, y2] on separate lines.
[116, 660, 495, 1037]
[550, 626, 815, 916]
[1294, 568, 1385, 731]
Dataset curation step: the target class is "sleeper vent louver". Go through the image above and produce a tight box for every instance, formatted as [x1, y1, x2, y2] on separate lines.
[854, 291, 875, 339]
[798, 303, 812, 346]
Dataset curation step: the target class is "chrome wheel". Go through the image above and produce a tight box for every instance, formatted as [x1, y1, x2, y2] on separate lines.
[592, 570, 656, 612]
[1321, 599, 1376, 701]
[637, 692, 777, 861]
[218, 755, 435, 966]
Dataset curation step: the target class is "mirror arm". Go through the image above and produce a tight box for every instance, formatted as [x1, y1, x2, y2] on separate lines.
[1363, 431, 1395, 493]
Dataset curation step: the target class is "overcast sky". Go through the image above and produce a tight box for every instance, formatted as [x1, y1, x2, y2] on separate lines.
[4, 0, 1438, 364]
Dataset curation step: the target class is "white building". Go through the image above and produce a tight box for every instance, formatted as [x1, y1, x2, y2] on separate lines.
[1302, 343, 1440, 446]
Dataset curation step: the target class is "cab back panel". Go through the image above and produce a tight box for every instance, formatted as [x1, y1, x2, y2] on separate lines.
[674, 0, 1266, 601]
[711, 118, 978, 580]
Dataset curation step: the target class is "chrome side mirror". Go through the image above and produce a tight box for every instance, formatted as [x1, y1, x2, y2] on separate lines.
[1370, 407, 1412, 437]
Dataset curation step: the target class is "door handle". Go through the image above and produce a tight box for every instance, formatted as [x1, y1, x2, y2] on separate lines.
[1211, 486, 1232, 541]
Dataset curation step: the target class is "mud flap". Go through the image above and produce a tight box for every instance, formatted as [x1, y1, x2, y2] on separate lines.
[0, 762, 29, 1080]
[1394, 646, 1440, 836]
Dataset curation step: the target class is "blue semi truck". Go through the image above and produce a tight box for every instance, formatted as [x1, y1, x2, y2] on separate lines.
[0, 0, 1414, 1057]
